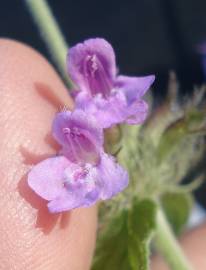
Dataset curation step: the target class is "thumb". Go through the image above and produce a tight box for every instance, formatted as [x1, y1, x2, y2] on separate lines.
[0, 39, 97, 270]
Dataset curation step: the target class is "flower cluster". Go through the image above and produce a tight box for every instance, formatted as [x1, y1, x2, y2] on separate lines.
[28, 38, 155, 213]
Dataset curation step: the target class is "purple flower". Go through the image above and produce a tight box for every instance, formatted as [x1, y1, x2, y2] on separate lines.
[52, 110, 103, 164]
[67, 38, 155, 128]
[28, 110, 128, 213]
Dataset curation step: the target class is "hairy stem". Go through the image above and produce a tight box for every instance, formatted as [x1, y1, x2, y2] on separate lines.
[155, 207, 193, 270]
[25, 0, 73, 88]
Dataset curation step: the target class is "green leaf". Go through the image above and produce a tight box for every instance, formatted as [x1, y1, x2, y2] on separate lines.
[156, 109, 206, 163]
[128, 199, 157, 270]
[161, 192, 193, 235]
[92, 199, 157, 270]
[92, 209, 129, 270]
[156, 119, 188, 163]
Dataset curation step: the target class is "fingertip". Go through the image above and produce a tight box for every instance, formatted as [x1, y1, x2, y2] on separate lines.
[0, 39, 97, 270]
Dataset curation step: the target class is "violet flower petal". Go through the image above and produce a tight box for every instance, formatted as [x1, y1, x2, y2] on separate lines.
[52, 110, 103, 164]
[48, 186, 100, 213]
[48, 162, 101, 213]
[49, 153, 129, 212]
[98, 152, 129, 200]
[67, 38, 116, 97]
[28, 156, 70, 201]
[115, 75, 155, 104]
[48, 193, 83, 213]
[28, 153, 128, 213]
[125, 100, 148, 124]
[28, 156, 101, 212]
[75, 90, 149, 128]
[68, 38, 155, 127]
[75, 91, 127, 128]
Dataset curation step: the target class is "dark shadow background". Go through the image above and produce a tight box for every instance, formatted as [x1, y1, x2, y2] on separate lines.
[0, 0, 206, 208]
[1, 1, 206, 94]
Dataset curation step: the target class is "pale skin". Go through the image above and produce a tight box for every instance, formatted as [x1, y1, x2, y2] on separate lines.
[0, 39, 97, 270]
[0, 39, 205, 270]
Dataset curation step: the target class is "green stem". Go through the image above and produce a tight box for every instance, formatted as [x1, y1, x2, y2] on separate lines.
[155, 207, 193, 270]
[25, 0, 73, 88]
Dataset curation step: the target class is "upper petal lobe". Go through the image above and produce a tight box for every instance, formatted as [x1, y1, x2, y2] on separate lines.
[67, 38, 116, 96]
[115, 75, 155, 104]
[52, 110, 103, 163]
